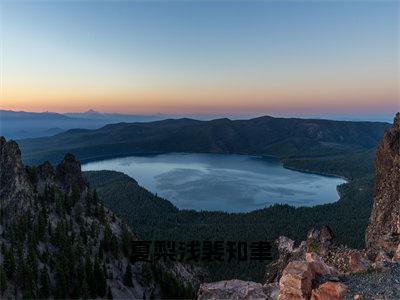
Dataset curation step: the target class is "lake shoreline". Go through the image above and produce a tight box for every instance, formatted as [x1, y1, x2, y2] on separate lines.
[82, 152, 346, 212]
[78, 150, 350, 182]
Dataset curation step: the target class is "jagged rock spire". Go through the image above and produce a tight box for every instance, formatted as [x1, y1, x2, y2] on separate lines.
[55, 153, 87, 196]
[0, 137, 33, 221]
[0, 137, 87, 218]
[365, 112, 400, 251]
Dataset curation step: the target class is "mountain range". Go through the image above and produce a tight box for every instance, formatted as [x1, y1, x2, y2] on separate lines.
[0, 110, 166, 139]
[18, 115, 390, 165]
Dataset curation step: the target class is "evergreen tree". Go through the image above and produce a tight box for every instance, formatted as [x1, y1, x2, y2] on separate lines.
[39, 267, 50, 299]
[121, 223, 131, 257]
[23, 256, 37, 299]
[85, 192, 93, 216]
[94, 259, 106, 297]
[111, 235, 119, 259]
[37, 206, 48, 241]
[103, 224, 112, 251]
[76, 259, 89, 299]
[85, 257, 96, 299]
[54, 262, 68, 299]
[27, 240, 39, 282]
[4, 248, 15, 278]
[15, 243, 25, 288]
[123, 264, 133, 287]
[98, 244, 104, 260]
[48, 221, 52, 238]
[107, 286, 113, 299]
[93, 189, 99, 204]
[0, 265, 7, 295]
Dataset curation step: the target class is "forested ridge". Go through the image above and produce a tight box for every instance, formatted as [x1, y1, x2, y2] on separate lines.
[0, 139, 200, 299]
[19, 116, 389, 165]
[15, 116, 389, 283]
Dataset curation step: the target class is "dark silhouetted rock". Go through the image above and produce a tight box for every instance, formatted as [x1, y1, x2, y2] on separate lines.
[55, 153, 87, 196]
[365, 113, 400, 252]
[0, 137, 32, 221]
[37, 160, 55, 192]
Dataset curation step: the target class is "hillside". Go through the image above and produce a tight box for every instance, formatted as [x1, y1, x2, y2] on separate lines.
[197, 113, 400, 299]
[18, 116, 389, 165]
[84, 157, 374, 282]
[0, 137, 201, 299]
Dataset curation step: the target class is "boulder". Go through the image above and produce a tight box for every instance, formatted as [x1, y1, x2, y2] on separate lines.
[277, 236, 295, 253]
[373, 250, 391, 269]
[310, 282, 347, 300]
[374, 250, 391, 263]
[278, 261, 313, 300]
[393, 244, 400, 262]
[197, 279, 276, 299]
[307, 226, 334, 255]
[306, 252, 338, 277]
[264, 237, 306, 283]
[348, 252, 370, 273]
[319, 227, 334, 245]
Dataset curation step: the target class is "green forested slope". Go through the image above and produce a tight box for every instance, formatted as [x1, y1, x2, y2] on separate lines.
[20, 116, 389, 165]
[84, 151, 375, 282]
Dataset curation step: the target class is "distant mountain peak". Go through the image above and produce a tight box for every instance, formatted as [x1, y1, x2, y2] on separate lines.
[84, 109, 101, 115]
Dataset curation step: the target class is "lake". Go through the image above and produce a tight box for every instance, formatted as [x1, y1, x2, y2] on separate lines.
[82, 153, 346, 213]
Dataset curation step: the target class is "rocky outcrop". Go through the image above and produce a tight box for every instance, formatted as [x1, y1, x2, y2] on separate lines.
[196, 113, 400, 300]
[305, 252, 338, 277]
[37, 160, 55, 192]
[348, 252, 370, 273]
[0, 137, 200, 299]
[55, 152, 87, 195]
[264, 236, 307, 283]
[365, 112, 400, 252]
[197, 280, 278, 300]
[0, 137, 32, 222]
[310, 282, 347, 300]
[394, 244, 400, 262]
[278, 261, 313, 299]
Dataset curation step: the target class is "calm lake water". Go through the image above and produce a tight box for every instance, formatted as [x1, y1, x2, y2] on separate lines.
[82, 153, 346, 213]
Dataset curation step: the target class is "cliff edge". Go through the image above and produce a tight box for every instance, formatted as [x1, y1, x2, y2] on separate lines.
[365, 112, 400, 252]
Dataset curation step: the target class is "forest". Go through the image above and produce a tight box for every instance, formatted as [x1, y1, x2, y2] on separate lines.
[84, 150, 375, 282]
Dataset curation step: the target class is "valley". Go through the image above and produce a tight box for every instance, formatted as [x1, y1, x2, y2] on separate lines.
[14, 115, 387, 282]
[83, 152, 375, 282]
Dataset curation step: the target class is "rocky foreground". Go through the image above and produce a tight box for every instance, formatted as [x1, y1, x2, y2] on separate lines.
[198, 113, 400, 300]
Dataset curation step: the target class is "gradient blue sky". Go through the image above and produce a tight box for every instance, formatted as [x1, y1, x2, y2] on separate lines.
[1, 0, 399, 117]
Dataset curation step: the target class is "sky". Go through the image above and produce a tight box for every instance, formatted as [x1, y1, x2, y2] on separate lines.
[0, 0, 399, 117]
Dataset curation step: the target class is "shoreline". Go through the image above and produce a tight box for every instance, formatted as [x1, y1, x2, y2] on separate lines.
[82, 151, 349, 212]
[79, 150, 351, 182]
[281, 164, 350, 182]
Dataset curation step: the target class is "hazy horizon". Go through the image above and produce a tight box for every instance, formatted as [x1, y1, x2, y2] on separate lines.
[0, 107, 395, 123]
